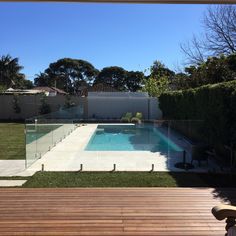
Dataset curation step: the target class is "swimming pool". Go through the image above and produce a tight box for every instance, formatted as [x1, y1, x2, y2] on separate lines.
[85, 124, 182, 152]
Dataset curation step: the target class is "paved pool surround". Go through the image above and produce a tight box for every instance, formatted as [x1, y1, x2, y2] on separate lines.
[17, 123, 209, 176]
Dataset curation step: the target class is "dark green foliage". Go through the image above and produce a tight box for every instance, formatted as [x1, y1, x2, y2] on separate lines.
[64, 95, 75, 109]
[94, 66, 126, 91]
[170, 54, 236, 90]
[94, 67, 145, 92]
[12, 95, 21, 114]
[159, 80, 236, 161]
[125, 71, 144, 92]
[0, 54, 32, 89]
[150, 61, 175, 79]
[121, 112, 132, 123]
[39, 95, 51, 115]
[35, 58, 99, 94]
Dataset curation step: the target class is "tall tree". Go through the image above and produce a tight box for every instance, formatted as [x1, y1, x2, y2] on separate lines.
[183, 55, 236, 88]
[142, 76, 169, 97]
[181, 5, 236, 65]
[125, 71, 144, 92]
[94, 66, 127, 91]
[34, 72, 51, 87]
[0, 55, 28, 89]
[149, 61, 175, 79]
[204, 5, 236, 55]
[35, 58, 98, 94]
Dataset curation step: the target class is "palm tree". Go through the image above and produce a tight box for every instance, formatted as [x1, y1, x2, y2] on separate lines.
[0, 55, 24, 88]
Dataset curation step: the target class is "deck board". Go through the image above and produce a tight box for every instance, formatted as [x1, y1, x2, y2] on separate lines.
[0, 188, 234, 235]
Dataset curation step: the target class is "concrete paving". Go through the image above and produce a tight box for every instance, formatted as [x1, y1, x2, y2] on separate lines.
[0, 160, 25, 177]
[18, 123, 210, 175]
[0, 180, 27, 187]
[1, 123, 213, 177]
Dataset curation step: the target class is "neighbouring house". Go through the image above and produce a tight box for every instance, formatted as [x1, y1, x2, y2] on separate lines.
[2, 87, 43, 95]
[78, 83, 118, 97]
[2, 87, 68, 96]
[33, 87, 68, 96]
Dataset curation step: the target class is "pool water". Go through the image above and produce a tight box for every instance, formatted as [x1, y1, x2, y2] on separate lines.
[85, 125, 182, 152]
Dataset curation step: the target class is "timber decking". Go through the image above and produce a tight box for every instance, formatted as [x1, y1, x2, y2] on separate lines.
[0, 188, 234, 235]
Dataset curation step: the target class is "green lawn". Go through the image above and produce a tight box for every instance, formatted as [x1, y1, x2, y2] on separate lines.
[0, 123, 25, 160]
[22, 171, 236, 188]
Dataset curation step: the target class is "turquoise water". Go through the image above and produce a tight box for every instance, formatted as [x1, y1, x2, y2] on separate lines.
[85, 125, 182, 152]
[26, 133, 46, 144]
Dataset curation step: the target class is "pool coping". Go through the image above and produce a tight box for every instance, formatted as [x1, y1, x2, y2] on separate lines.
[15, 123, 213, 176]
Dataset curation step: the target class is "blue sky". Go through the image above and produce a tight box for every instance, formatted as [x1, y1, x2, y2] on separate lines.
[0, 3, 208, 80]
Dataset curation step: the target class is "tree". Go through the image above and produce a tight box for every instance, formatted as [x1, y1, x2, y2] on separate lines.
[142, 76, 169, 97]
[180, 35, 207, 65]
[12, 95, 21, 114]
[184, 55, 236, 88]
[34, 72, 52, 87]
[35, 58, 99, 94]
[39, 95, 51, 115]
[64, 94, 75, 109]
[204, 6, 236, 55]
[181, 6, 236, 64]
[0, 55, 28, 89]
[21, 79, 33, 89]
[170, 72, 191, 90]
[94, 66, 127, 91]
[149, 61, 175, 79]
[125, 71, 144, 92]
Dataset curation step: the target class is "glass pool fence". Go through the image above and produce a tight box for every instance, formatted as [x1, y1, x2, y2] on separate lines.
[25, 105, 83, 167]
[24, 116, 209, 170]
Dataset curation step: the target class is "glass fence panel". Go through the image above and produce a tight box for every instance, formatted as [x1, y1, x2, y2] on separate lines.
[168, 120, 208, 170]
[25, 122, 38, 167]
[0, 123, 25, 161]
[25, 106, 80, 167]
[52, 122, 65, 146]
[25, 113, 210, 171]
[35, 120, 54, 158]
[25, 119, 76, 168]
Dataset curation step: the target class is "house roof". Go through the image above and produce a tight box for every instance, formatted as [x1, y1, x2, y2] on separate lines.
[33, 87, 68, 94]
[77, 83, 119, 96]
[2, 88, 43, 95]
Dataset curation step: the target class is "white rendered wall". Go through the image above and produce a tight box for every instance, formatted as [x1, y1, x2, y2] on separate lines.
[88, 96, 162, 120]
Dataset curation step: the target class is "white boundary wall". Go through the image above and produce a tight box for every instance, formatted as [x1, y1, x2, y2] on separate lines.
[0, 95, 87, 120]
[0, 92, 162, 120]
[88, 92, 162, 120]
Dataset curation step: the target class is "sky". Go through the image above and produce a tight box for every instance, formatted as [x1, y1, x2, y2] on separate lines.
[0, 3, 208, 80]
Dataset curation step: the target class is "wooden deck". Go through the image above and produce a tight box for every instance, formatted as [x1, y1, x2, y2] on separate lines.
[0, 188, 235, 235]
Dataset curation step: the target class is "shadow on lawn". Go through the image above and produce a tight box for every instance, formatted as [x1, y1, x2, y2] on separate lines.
[169, 172, 236, 204]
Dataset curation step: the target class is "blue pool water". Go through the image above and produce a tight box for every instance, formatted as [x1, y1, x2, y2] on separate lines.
[85, 125, 182, 152]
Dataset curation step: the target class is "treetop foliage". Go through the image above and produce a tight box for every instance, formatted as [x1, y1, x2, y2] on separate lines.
[0, 55, 33, 90]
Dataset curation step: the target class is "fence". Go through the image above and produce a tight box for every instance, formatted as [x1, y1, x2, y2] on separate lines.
[25, 106, 84, 167]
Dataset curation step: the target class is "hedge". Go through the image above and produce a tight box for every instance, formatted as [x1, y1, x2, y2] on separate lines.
[159, 80, 236, 161]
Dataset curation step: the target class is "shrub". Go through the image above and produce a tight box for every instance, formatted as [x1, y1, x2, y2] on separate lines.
[39, 95, 51, 115]
[159, 80, 236, 163]
[64, 95, 75, 109]
[12, 94, 21, 114]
